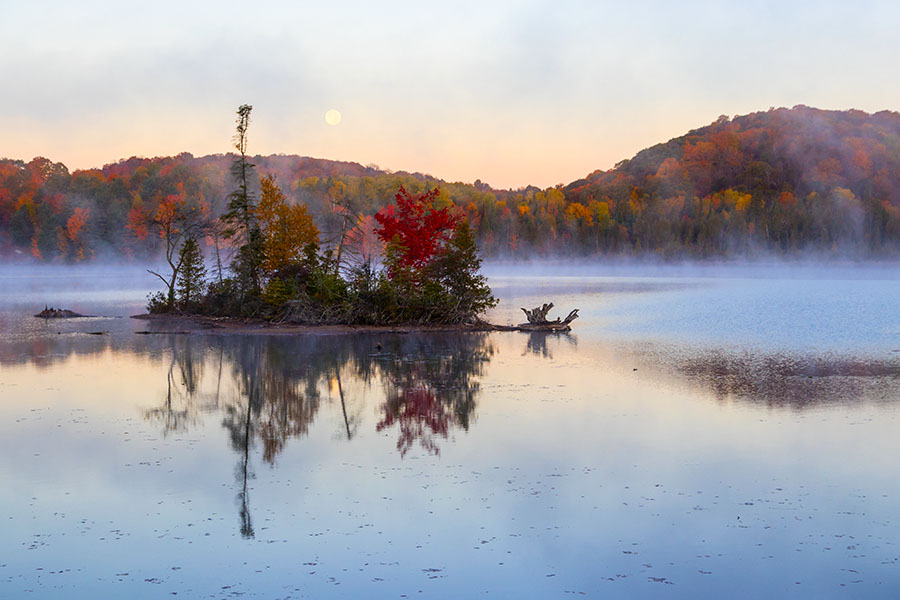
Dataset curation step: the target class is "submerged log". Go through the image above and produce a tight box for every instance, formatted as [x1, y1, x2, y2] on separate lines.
[34, 306, 88, 319]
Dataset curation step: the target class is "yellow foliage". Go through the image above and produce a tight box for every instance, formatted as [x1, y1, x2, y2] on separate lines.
[589, 200, 610, 226]
[541, 187, 566, 215]
[327, 180, 346, 200]
[432, 187, 454, 210]
[719, 189, 751, 212]
[257, 174, 319, 274]
[565, 202, 593, 226]
[708, 188, 752, 212]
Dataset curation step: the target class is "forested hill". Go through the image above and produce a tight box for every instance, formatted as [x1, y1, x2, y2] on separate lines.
[2, 106, 900, 262]
[564, 106, 900, 255]
[0, 153, 452, 261]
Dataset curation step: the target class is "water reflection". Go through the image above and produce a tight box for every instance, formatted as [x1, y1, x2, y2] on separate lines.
[143, 336, 207, 434]
[522, 331, 577, 358]
[655, 348, 900, 408]
[4, 324, 896, 417]
[376, 336, 492, 457]
[138, 333, 494, 536]
[0, 328, 118, 369]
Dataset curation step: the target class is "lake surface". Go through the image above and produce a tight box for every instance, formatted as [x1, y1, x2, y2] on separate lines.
[2, 264, 899, 598]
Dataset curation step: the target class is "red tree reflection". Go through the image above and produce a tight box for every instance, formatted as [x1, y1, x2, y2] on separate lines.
[376, 383, 450, 457]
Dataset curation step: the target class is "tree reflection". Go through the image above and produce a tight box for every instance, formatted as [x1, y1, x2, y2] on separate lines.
[667, 350, 900, 409]
[376, 333, 492, 457]
[143, 335, 205, 434]
[141, 332, 494, 535]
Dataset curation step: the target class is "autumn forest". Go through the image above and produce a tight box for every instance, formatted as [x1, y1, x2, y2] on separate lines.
[2, 106, 900, 263]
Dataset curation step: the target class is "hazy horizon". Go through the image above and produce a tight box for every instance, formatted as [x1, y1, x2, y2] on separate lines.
[3, 1, 900, 189]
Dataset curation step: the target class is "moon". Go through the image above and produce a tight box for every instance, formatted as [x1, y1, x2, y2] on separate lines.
[325, 109, 342, 126]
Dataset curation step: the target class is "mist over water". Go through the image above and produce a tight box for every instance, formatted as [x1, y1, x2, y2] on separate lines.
[2, 262, 899, 598]
[484, 259, 900, 352]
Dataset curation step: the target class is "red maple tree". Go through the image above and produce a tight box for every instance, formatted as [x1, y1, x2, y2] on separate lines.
[373, 186, 462, 276]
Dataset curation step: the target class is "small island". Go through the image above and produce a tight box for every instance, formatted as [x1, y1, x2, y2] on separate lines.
[140, 105, 575, 332]
[35, 307, 87, 319]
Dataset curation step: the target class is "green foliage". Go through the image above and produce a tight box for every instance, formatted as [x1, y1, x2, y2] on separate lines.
[329, 221, 495, 325]
[424, 221, 497, 321]
[229, 227, 265, 299]
[176, 236, 206, 310]
[246, 215, 495, 326]
[201, 277, 266, 318]
[261, 277, 292, 307]
[342, 262, 397, 324]
[266, 245, 350, 324]
[146, 291, 171, 314]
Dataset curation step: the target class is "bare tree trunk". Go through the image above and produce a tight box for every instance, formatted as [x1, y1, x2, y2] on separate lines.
[213, 230, 224, 284]
[238, 394, 254, 539]
[337, 371, 352, 440]
[334, 214, 348, 274]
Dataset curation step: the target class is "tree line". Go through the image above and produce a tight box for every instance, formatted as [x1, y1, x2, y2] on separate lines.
[2, 105, 899, 263]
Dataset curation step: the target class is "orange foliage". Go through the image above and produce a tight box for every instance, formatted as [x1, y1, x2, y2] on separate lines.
[655, 157, 681, 179]
[66, 207, 89, 242]
[777, 191, 798, 208]
[127, 207, 149, 240]
[565, 202, 593, 226]
[16, 191, 34, 212]
[155, 195, 184, 238]
[256, 174, 319, 274]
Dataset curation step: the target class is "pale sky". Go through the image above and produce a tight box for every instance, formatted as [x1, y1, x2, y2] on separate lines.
[2, 0, 899, 189]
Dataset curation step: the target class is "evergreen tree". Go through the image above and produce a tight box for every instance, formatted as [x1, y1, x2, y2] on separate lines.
[177, 236, 207, 309]
[221, 104, 263, 296]
[426, 220, 497, 322]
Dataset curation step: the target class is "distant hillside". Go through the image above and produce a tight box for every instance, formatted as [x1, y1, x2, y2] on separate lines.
[0, 152, 474, 261]
[1, 106, 899, 262]
[564, 106, 900, 255]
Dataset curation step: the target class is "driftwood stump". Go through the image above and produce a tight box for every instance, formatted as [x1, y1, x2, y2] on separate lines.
[516, 302, 579, 332]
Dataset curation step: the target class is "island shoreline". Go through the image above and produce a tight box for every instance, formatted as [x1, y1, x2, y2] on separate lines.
[130, 313, 574, 335]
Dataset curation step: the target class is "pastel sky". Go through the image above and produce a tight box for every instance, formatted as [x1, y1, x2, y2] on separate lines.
[2, 0, 899, 189]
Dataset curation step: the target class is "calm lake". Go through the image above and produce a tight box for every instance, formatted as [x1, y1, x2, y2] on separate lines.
[1, 263, 899, 598]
